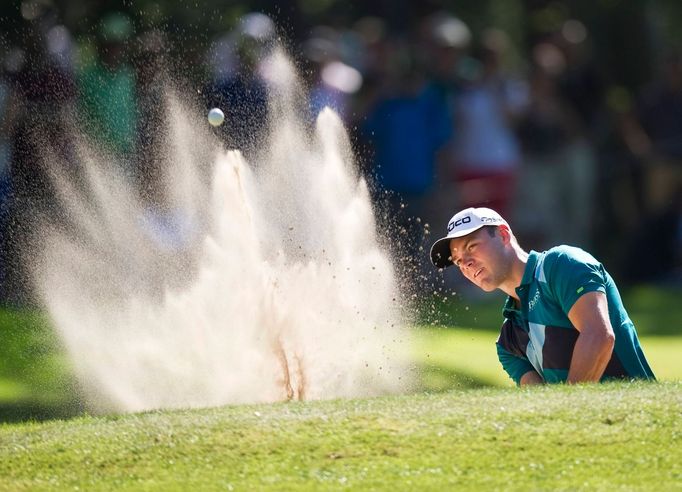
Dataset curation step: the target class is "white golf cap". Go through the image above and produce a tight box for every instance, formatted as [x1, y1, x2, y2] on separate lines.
[429, 207, 508, 268]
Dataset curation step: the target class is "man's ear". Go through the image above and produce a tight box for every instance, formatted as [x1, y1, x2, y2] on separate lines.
[497, 224, 513, 245]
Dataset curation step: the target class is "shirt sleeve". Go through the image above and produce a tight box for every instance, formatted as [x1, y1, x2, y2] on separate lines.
[546, 248, 607, 315]
[496, 342, 535, 386]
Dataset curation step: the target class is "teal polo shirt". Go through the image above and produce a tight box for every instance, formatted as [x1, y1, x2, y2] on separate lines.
[496, 246, 655, 385]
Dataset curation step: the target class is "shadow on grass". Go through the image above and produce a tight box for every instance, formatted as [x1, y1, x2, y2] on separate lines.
[418, 364, 495, 392]
[3, 363, 497, 422]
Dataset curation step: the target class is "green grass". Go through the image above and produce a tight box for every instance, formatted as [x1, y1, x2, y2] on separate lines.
[622, 285, 682, 336]
[412, 327, 682, 390]
[0, 382, 680, 491]
[0, 309, 81, 421]
[0, 285, 680, 422]
[0, 287, 680, 489]
[413, 327, 511, 389]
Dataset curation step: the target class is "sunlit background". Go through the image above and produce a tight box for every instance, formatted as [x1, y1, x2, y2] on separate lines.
[0, 0, 680, 420]
[1, 0, 681, 296]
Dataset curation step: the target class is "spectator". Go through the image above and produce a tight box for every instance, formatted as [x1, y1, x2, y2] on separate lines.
[635, 50, 682, 216]
[550, 24, 602, 248]
[555, 19, 606, 137]
[514, 41, 596, 250]
[0, 51, 15, 301]
[2, 5, 77, 304]
[303, 27, 363, 123]
[416, 12, 471, 232]
[616, 49, 682, 283]
[419, 11, 471, 103]
[132, 30, 198, 255]
[77, 12, 137, 165]
[134, 29, 168, 204]
[361, 37, 452, 280]
[204, 13, 274, 159]
[447, 29, 527, 218]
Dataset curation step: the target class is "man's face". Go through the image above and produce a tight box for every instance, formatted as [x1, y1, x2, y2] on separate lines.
[449, 227, 509, 292]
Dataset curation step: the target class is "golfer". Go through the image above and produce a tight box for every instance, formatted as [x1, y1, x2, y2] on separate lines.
[430, 207, 655, 385]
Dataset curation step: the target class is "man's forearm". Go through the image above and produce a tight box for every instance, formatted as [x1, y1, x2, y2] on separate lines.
[567, 330, 615, 383]
[566, 292, 617, 384]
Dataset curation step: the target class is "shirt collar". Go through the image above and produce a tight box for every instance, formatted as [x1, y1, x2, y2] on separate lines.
[503, 250, 540, 318]
[519, 250, 540, 288]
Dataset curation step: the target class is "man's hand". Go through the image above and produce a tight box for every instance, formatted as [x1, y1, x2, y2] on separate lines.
[566, 291, 615, 383]
[520, 370, 543, 386]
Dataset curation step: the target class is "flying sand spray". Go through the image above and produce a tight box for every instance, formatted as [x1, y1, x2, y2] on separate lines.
[32, 48, 412, 412]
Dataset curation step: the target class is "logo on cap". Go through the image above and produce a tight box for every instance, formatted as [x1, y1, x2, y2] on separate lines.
[448, 215, 471, 232]
[480, 216, 503, 224]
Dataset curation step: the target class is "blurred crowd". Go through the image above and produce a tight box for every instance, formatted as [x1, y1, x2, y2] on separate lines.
[0, 2, 680, 304]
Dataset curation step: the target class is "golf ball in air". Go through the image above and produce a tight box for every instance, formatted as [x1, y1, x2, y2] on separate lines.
[208, 108, 225, 126]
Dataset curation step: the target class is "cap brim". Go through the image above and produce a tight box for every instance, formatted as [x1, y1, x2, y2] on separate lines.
[430, 236, 454, 268]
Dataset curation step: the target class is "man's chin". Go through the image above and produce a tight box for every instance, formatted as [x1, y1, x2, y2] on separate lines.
[467, 276, 497, 292]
